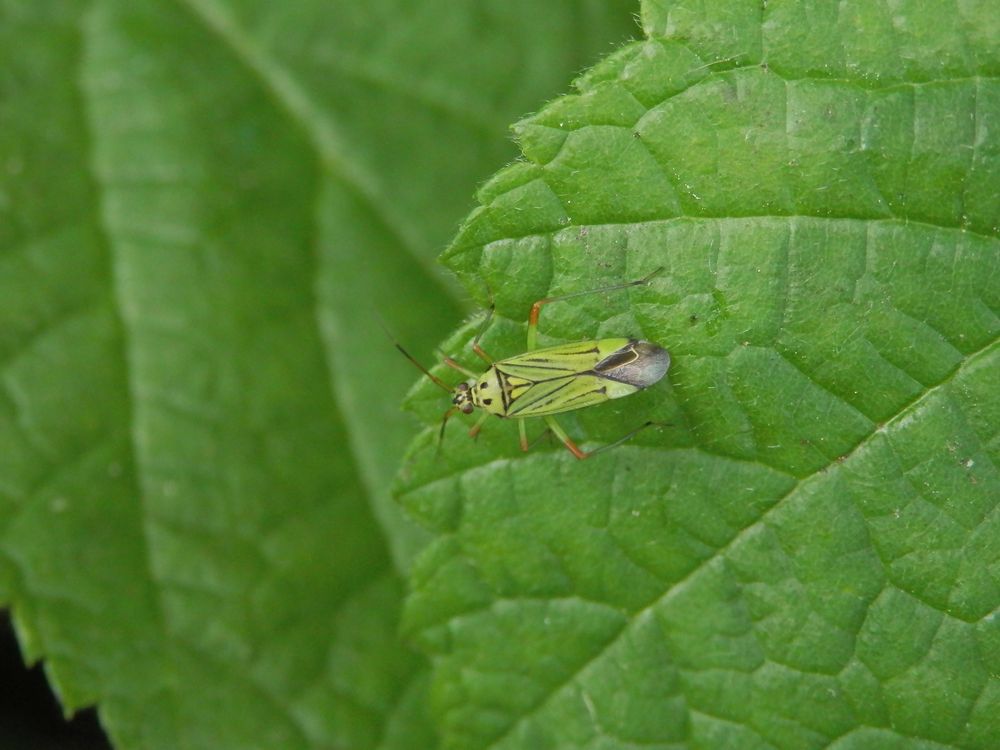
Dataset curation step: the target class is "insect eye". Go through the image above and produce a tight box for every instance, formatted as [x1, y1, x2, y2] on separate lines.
[462, 403, 474, 414]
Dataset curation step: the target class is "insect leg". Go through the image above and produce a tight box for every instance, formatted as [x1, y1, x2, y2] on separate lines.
[526, 267, 664, 351]
[438, 351, 478, 378]
[544, 416, 588, 460]
[518, 419, 529, 451]
[525, 426, 553, 451]
[471, 306, 495, 364]
[435, 406, 460, 455]
[468, 411, 490, 440]
[544, 416, 656, 460]
[585, 421, 657, 458]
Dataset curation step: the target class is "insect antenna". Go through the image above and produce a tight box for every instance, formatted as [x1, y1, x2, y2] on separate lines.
[393, 341, 453, 393]
[376, 314, 453, 393]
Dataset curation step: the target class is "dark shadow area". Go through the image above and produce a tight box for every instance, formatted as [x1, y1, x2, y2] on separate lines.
[0, 612, 112, 750]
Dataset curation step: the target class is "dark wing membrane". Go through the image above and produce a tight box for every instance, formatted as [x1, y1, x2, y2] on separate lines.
[593, 341, 670, 389]
[503, 372, 611, 417]
[593, 346, 640, 373]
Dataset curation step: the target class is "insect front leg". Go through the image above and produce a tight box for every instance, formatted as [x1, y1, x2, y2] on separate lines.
[525, 267, 663, 351]
[434, 406, 459, 456]
[468, 411, 490, 440]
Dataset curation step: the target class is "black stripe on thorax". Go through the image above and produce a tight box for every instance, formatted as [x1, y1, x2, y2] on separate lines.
[495, 367, 512, 412]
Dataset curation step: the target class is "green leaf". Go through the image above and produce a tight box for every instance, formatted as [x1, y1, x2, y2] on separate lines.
[397, 1, 1000, 748]
[0, 1, 638, 748]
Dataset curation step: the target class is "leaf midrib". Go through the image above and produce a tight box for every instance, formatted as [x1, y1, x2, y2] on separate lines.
[75, 3, 186, 739]
[173, 0, 456, 285]
[170, 0, 468, 545]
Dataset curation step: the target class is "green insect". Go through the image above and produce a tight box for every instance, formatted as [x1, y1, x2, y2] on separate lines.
[397, 268, 670, 459]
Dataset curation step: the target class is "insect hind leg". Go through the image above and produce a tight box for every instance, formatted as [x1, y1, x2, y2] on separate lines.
[544, 416, 657, 460]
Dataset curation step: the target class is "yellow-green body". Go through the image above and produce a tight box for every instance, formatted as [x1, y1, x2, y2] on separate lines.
[463, 338, 669, 419]
[402, 267, 670, 459]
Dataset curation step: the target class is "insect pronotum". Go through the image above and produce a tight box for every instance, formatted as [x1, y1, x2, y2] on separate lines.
[396, 268, 670, 460]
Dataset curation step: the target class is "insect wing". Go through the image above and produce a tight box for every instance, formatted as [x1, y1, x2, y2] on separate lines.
[501, 371, 613, 417]
[593, 340, 670, 389]
[496, 341, 608, 379]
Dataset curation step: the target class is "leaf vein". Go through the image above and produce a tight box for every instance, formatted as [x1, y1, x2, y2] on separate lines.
[482, 335, 998, 749]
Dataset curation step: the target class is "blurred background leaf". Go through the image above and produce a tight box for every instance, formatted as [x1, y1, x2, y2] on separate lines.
[0, 1, 638, 748]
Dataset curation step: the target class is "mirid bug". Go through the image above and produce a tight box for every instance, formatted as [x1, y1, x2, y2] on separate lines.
[396, 268, 670, 459]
